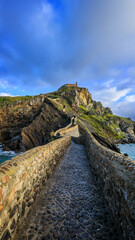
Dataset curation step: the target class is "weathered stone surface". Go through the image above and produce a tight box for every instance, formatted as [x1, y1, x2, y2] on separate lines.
[72, 131, 135, 240]
[0, 136, 71, 239]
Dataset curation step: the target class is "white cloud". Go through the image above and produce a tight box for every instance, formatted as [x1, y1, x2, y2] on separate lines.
[0, 92, 14, 96]
[92, 87, 130, 106]
[125, 95, 135, 102]
[112, 101, 135, 120]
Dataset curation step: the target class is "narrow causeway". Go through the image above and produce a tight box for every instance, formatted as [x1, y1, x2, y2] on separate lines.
[14, 142, 122, 240]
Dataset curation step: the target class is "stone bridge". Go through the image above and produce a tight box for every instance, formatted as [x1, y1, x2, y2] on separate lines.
[0, 122, 135, 240]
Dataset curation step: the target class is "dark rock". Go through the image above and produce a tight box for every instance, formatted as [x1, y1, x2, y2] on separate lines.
[21, 201, 26, 217]
[1, 229, 11, 240]
[10, 219, 16, 230]
[53, 232, 59, 239]
[10, 204, 19, 218]
[92, 132, 120, 153]
[28, 234, 34, 240]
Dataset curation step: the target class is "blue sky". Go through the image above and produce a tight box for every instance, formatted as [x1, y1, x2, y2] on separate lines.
[0, 0, 135, 120]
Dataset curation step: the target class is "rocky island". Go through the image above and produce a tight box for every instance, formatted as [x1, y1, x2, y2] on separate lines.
[0, 83, 135, 153]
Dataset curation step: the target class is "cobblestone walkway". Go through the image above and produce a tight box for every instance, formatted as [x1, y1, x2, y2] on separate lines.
[15, 142, 122, 240]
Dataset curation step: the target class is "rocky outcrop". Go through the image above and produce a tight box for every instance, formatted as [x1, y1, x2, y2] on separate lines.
[110, 118, 135, 143]
[92, 132, 120, 153]
[118, 120, 135, 143]
[78, 121, 120, 153]
[91, 101, 112, 116]
[61, 87, 93, 109]
[119, 120, 134, 135]
[0, 95, 46, 150]
[0, 96, 70, 152]
[21, 98, 70, 151]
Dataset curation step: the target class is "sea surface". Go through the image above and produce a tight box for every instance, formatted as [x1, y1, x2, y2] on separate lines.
[118, 143, 135, 161]
[0, 144, 17, 164]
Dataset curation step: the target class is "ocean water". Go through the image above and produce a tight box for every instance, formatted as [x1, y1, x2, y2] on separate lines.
[117, 143, 135, 161]
[0, 144, 17, 164]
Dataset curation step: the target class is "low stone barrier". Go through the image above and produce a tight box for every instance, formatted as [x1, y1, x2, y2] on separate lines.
[72, 132, 135, 240]
[0, 136, 71, 240]
[54, 116, 77, 137]
[58, 125, 79, 137]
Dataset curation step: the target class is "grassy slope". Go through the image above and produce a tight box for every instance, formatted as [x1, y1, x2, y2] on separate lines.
[0, 95, 33, 105]
[48, 96, 124, 140]
[77, 106, 124, 140]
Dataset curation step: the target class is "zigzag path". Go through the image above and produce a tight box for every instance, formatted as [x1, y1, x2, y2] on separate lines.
[14, 142, 122, 240]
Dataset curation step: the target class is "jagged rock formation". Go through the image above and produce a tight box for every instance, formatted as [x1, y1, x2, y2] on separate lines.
[59, 86, 93, 109]
[21, 98, 69, 151]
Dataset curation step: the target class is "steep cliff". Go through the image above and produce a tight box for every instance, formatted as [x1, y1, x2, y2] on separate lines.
[0, 95, 45, 145]
[0, 95, 69, 151]
[21, 98, 69, 151]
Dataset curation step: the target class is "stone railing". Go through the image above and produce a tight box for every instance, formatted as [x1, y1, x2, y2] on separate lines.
[54, 116, 77, 137]
[55, 124, 79, 138]
[0, 136, 71, 240]
[72, 131, 135, 240]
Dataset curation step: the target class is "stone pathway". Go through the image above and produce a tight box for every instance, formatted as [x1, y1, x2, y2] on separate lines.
[15, 142, 122, 240]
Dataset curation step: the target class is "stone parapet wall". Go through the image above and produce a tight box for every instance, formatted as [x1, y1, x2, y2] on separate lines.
[72, 132, 135, 240]
[55, 124, 79, 138]
[61, 125, 80, 137]
[54, 117, 77, 137]
[54, 122, 73, 137]
[0, 136, 71, 240]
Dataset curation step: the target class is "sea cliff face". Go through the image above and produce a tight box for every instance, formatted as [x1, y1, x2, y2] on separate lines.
[21, 98, 69, 151]
[0, 96, 69, 152]
[0, 95, 45, 146]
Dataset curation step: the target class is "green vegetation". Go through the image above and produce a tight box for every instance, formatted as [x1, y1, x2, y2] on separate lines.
[0, 95, 33, 105]
[47, 85, 79, 99]
[77, 106, 128, 140]
[79, 105, 88, 113]
[49, 94, 134, 141]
